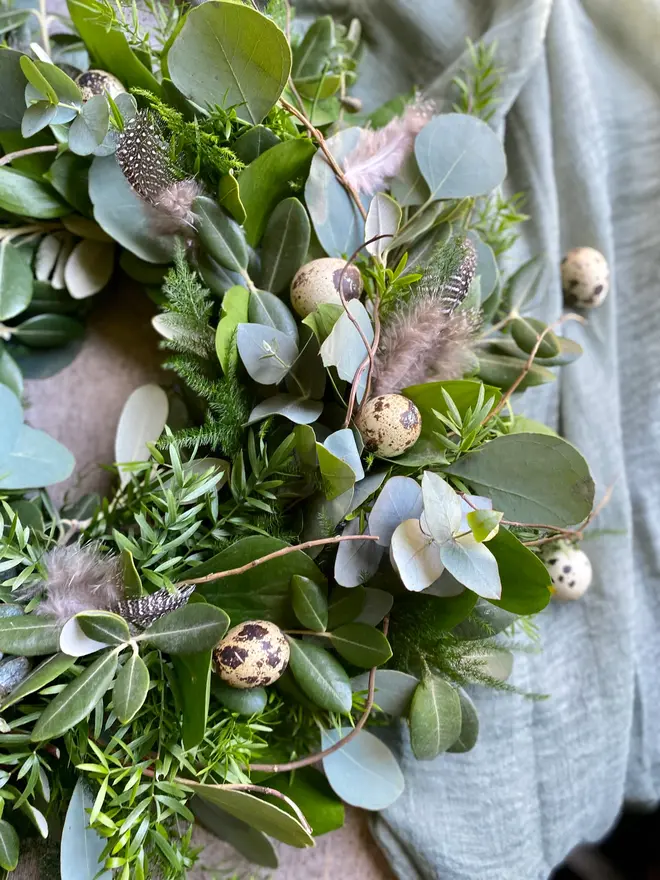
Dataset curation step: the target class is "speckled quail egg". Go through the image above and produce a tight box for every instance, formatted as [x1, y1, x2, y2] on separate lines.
[290, 257, 363, 318]
[355, 394, 422, 457]
[213, 620, 289, 689]
[543, 545, 592, 601]
[75, 70, 125, 102]
[561, 247, 609, 308]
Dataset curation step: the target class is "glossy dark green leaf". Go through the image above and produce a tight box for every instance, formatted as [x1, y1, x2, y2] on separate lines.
[0, 653, 75, 709]
[113, 652, 149, 723]
[140, 604, 229, 654]
[168, 1, 290, 123]
[193, 195, 248, 274]
[191, 796, 278, 868]
[258, 197, 310, 294]
[0, 240, 32, 321]
[0, 819, 18, 871]
[486, 527, 552, 614]
[239, 139, 315, 245]
[13, 314, 84, 348]
[172, 650, 211, 748]
[187, 782, 313, 848]
[0, 167, 68, 218]
[193, 536, 325, 626]
[446, 433, 595, 527]
[326, 586, 366, 630]
[212, 679, 267, 715]
[0, 48, 26, 131]
[447, 687, 480, 753]
[31, 649, 118, 740]
[291, 575, 328, 632]
[233, 125, 281, 163]
[287, 637, 352, 713]
[267, 767, 344, 836]
[511, 316, 560, 358]
[76, 611, 130, 646]
[409, 677, 462, 760]
[0, 615, 61, 657]
[329, 623, 392, 668]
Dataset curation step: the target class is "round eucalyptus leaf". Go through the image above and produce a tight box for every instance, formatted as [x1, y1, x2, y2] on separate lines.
[236, 322, 298, 385]
[390, 518, 445, 593]
[13, 314, 84, 348]
[0, 240, 32, 321]
[63, 238, 115, 299]
[0, 424, 75, 490]
[286, 637, 352, 713]
[68, 95, 110, 156]
[368, 475, 423, 547]
[316, 442, 356, 501]
[21, 101, 57, 138]
[334, 519, 383, 589]
[321, 727, 404, 810]
[415, 114, 507, 200]
[409, 676, 462, 760]
[447, 687, 480, 753]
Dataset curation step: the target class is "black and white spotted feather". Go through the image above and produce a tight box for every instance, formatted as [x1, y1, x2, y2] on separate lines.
[437, 240, 477, 312]
[114, 584, 195, 629]
[115, 112, 203, 234]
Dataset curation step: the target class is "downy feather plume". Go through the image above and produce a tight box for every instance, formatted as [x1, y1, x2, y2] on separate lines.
[372, 238, 479, 395]
[116, 112, 203, 234]
[343, 100, 434, 195]
[35, 545, 124, 624]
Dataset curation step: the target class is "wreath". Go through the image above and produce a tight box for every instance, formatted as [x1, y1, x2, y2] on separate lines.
[0, 1, 609, 877]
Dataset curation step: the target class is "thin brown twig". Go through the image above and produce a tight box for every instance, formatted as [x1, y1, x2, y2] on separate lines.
[280, 97, 367, 220]
[0, 145, 58, 167]
[249, 616, 390, 774]
[178, 534, 380, 587]
[483, 313, 585, 425]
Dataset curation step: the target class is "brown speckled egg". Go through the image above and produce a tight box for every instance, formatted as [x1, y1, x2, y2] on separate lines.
[542, 545, 592, 601]
[355, 394, 421, 457]
[290, 258, 363, 318]
[561, 247, 609, 308]
[213, 620, 289, 689]
[75, 70, 125, 102]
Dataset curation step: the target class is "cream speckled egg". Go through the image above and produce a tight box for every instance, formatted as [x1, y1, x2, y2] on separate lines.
[561, 247, 609, 308]
[213, 620, 289, 689]
[290, 258, 363, 318]
[355, 394, 421, 457]
[76, 70, 125, 102]
[543, 546, 592, 601]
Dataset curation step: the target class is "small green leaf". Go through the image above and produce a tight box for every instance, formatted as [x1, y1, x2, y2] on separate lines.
[286, 638, 352, 713]
[193, 195, 248, 274]
[291, 575, 328, 632]
[31, 649, 118, 741]
[215, 284, 249, 374]
[0, 615, 61, 657]
[140, 604, 229, 654]
[0, 819, 19, 871]
[258, 197, 310, 294]
[0, 240, 32, 321]
[172, 651, 211, 749]
[20, 56, 57, 103]
[511, 316, 560, 359]
[217, 171, 246, 224]
[292, 16, 335, 79]
[329, 623, 392, 668]
[466, 509, 503, 542]
[113, 653, 149, 723]
[121, 548, 143, 599]
[76, 611, 130, 646]
[409, 676, 462, 760]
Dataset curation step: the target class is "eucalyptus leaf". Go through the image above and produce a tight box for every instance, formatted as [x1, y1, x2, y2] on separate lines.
[168, 1, 291, 125]
[316, 443, 356, 501]
[115, 384, 169, 486]
[476, 352, 556, 391]
[368, 476, 423, 547]
[0, 384, 22, 461]
[421, 471, 462, 544]
[321, 727, 404, 810]
[320, 299, 373, 395]
[0, 240, 32, 321]
[305, 127, 365, 257]
[334, 519, 383, 588]
[351, 669, 418, 716]
[409, 677, 462, 760]
[113, 652, 149, 723]
[291, 575, 328, 632]
[486, 527, 552, 614]
[68, 95, 109, 156]
[237, 322, 298, 385]
[365, 192, 401, 257]
[348, 471, 387, 515]
[329, 623, 391, 668]
[445, 434, 595, 526]
[390, 518, 444, 593]
[63, 238, 115, 299]
[0, 424, 75, 490]
[193, 195, 248, 274]
[467, 232, 498, 300]
[286, 324, 326, 400]
[44, 153, 93, 216]
[258, 197, 310, 294]
[140, 604, 229, 655]
[286, 637, 352, 713]
[31, 649, 118, 741]
[247, 394, 323, 426]
[323, 429, 364, 481]
[248, 288, 298, 339]
[415, 114, 507, 200]
[21, 101, 57, 138]
[233, 125, 281, 163]
[60, 778, 111, 880]
[447, 688, 479, 753]
[440, 536, 502, 600]
[511, 316, 560, 358]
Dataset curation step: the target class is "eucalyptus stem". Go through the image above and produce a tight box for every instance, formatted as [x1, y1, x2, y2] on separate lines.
[0, 145, 58, 167]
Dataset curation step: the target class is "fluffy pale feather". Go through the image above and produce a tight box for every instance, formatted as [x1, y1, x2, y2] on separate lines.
[372, 301, 478, 396]
[35, 545, 124, 624]
[343, 102, 434, 195]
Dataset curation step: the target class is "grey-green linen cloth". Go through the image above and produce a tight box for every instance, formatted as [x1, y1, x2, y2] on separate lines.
[298, 1, 660, 878]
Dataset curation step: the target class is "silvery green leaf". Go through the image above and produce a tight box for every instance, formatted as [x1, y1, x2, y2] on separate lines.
[246, 394, 323, 426]
[447, 688, 480, 753]
[423, 570, 465, 598]
[365, 192, 401, 257]
[0, 382, 22, 462]
[236, 322, 298, 385]
[348, 471, 387, 515]
[439, 535, 502, 599]
[248, 288, 298, 340]
[64, 239, 115, 299]
[468, 231, 499, 300]
[60, 779, 111, 880]
[334, 519, 383, 588]
[193, 195, 248, 274]
[0, 424, 74, 490]
[68, 95, 109, 156]
[323, 428, 364, 481]
[415, 113, 507, 200]
[469, 648, 513, 682]
[355, 587, 393, 626]
[321, 727, 404, 810]
[114, 384, 168, 487]
[0, 239, 33, 321]
[368, 475, 423, 547]
[320, 300, 373, 400]
[350, 669, 418, 716]
[421, 471, 462, 545]
[390, 518, 444, 592]
[409, 676, 462, 760]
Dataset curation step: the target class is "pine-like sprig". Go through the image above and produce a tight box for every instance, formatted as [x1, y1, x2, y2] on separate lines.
[452, 38, 504, 122]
